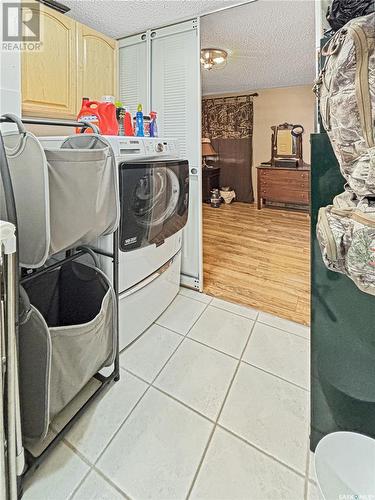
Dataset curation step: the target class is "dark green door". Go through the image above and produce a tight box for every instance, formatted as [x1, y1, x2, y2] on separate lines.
[311, 133, 375, 450]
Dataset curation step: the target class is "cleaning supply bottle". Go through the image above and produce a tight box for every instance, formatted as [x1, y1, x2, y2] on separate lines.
[124, 107, 134, 136]
[150, 111, 159, 138]
[115, 101, 125, 135]
[77, 99, 119, 135]
[76, 97, 97, 133]
[135, 104, 144, 137]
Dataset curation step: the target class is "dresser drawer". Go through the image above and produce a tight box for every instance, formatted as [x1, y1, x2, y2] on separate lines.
[260, 169, 309, 179]
[260, 179, 309, 191]
[260, 169, 309, 186]
[260, 187, 309, 204]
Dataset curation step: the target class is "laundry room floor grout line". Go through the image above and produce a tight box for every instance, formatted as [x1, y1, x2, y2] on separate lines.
[240, 359, 310, 392]
[68, 467, 93, 500]
[172, 334, 241, 361]
[121, 367, 154, 386]
[303, 438, 312, 500]
[153, 323, 186, 337]
[91, 464, 133, 499]
[256, 319, 310, 340]
[208, 303, 259, 321]
[149, 385, 216, 424]
[215, 423, 308, 481]
[185, 318, 257, 499]
[179, 289, 214, 305]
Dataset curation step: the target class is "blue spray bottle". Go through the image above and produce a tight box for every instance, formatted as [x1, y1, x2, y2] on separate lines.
[136, 103, 144, 137]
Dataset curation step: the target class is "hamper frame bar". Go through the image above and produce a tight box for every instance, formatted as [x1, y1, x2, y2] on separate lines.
[0, 116, 100, 133]
[0, 116, 120, 499]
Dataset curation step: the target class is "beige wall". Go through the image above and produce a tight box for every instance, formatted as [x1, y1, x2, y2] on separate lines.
[253, 85, 315, 175]
[204, 85, 316, 200]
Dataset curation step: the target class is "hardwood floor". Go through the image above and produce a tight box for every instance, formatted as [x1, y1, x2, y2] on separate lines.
[203, 202, 310, 325]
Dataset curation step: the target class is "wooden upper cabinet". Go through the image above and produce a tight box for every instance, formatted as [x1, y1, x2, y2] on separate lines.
[21, 5, 77, 118]
[21, 5, 118, 119]
[78, 24, 118, 103]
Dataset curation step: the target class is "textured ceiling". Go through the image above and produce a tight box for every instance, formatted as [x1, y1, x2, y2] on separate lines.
[201, 0, 316, 94]
[63, 0, 250, 39]
[64, 0, 315, 93]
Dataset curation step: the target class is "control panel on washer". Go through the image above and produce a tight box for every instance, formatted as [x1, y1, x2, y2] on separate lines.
[143, 139, 178, 155]
[104, 136, 179, 159]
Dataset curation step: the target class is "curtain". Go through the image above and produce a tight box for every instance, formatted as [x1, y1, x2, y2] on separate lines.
[202, 95, 254, 203]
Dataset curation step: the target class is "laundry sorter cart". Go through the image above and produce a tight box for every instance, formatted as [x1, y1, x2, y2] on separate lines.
[0, 115, 120, 498]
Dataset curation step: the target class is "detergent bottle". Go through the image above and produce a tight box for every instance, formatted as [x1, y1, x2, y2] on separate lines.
[135, 104, 144, 137]
[77, 99, 119, 135]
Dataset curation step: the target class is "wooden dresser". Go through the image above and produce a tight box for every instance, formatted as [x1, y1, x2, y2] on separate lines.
[257, 165, 310, 210]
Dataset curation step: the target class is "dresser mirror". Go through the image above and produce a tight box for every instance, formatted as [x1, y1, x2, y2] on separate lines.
[271, 122, 304, 168]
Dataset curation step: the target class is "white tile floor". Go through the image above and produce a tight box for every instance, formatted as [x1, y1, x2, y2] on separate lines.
[23, 289, 316, 500]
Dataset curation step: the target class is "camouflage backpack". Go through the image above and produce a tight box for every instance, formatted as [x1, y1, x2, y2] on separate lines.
[314, 13, 375, 294]
[317, 192, 375, 295]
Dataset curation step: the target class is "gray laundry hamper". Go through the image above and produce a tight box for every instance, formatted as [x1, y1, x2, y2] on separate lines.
[18, 257, 117, 441]
[1, 114, 119, 268]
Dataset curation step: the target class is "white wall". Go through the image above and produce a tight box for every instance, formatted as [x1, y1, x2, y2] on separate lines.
[0, 52, 21, 118]
[0, 0, 21, 120]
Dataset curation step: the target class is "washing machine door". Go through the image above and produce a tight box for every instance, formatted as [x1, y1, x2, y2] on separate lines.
[119, 159, 189, 251]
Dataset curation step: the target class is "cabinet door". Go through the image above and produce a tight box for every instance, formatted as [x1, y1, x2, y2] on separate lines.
[151, 20, 202, 290]
[78, 24, 117, 102]
[21, 4, 77, 118]
[118, 34, 148, 117]
[118, 20, 202, 290]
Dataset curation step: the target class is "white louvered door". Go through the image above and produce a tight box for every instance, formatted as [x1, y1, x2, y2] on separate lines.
[118, 33, 149, 117]
[118, 20, 202, 290]
[151, 20, 202, 289]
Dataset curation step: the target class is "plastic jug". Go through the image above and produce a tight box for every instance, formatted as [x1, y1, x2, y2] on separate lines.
[77, 99, 119, 135]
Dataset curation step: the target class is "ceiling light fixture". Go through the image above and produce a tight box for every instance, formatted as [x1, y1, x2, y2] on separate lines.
[200, 48, 228, 71]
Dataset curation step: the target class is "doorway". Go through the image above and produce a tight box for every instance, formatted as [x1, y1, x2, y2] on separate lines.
[200, 1, 315, 325]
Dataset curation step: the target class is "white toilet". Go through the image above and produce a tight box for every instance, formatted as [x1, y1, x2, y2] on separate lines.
[315, 432, 375, 500]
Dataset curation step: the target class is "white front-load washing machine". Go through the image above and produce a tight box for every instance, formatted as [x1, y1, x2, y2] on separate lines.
[100, 136, 189, 351]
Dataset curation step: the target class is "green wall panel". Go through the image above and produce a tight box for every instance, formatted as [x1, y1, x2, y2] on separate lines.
[311, 133, 375, 450]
